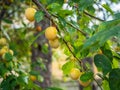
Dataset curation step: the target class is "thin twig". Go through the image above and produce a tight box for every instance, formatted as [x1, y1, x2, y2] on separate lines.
[74, 4, 105, 22]
[63, 38, 81, 62]
[66, 21, 88, 37]
[83, 11, 105, 22]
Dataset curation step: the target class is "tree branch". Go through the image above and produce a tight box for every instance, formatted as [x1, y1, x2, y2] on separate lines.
[74, 4, 105, 22]
[66, 21, 88, 37]
[52, 19, 84, 69]
[32, 0, 83, 67]
[83, 11, 105, 22]
[62, 38, 81, 62]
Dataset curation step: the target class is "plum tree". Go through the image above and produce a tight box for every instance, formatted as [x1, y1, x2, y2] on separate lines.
[0, 0, 120, 90]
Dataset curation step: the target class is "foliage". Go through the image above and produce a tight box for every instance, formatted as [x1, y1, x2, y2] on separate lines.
[94, 54, 112, 75]
[109, 68, 120, 90]
[0, 0, 120, 90]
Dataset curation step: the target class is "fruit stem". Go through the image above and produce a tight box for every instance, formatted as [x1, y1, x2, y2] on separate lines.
[30, 0, 32, 7]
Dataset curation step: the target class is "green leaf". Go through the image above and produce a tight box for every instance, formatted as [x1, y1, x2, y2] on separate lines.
[58, 17, 67, 27]
[1, 29, 11, 41]
[78, 0, 94, 11]
[28, 30, 45, 46]
[102, 49, 113, 62]
[3, 18, 13, 24]
[32, 84, 42, 90]
[1, 79, 10, 90]
[41, 44, 49, 54]
[66, 27, 75, 35]
[102, 80, 110, 90]
[100, 43, 113, 62]
[0, 63, 8, 76]
[47, 3, 61, 12]
[71, 0, 79, 3]
[58, 10, 73, 17]
[17, 75, 29, 85]
[41, 0, 47, 4]
[1, 75, 17, 90]
[64, 47, 71, 56]
[80, 71, 93, 82]
[98, 19, 120, 31]
[109, 68, 120, 90]
[35, 11, 44, 23]
[46, 87, 63, 90]
[4, 52, 13, 62]
[47, 0, 64, 5]
[102, 4, 113, 15]
[112, 59, 119, 68]
[94, 54, 112, 75]
[38, 75, 44, 82]
[113, 52, 120, 61]
[79, 49, 89, 58]
[81, 24, 120, 52]
[62, 61, 75, 75]
[86, 6, 95, 14]
[29, 71, 39, 75]
[7, 62, 14, 71]
[113, 13, 120, 19]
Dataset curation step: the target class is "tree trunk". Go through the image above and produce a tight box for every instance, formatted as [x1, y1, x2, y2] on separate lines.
[31, 18, 52, 88]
